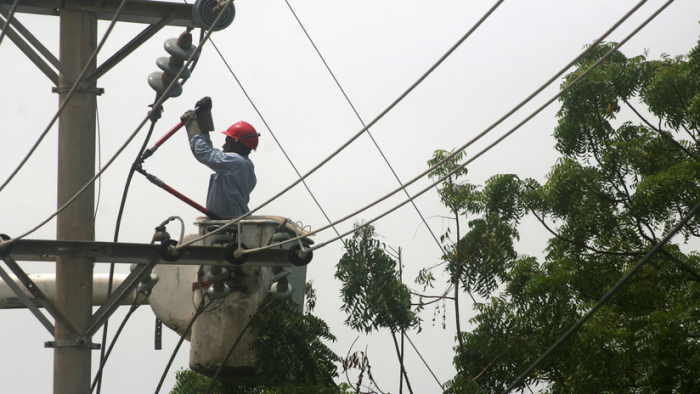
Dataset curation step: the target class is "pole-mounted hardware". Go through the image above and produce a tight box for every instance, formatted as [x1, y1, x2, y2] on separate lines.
[148, 29, 199, 98]
[192, 0, 235, 32]
[158, 239, 182, 262]
[204, 265, 231, 299]
[224, 242, 248, 265]
[270, 267, 292, 299]
[288, 244, 313, 266]
[0, 233, 12, 256]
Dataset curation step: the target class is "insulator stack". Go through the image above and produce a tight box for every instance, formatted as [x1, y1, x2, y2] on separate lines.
[147, 31, 199, 98]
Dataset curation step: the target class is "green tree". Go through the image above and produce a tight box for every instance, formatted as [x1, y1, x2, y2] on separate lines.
[170, 283, 344, 394]
[440, 37, 700, 393]
[335, 223, 420, 392]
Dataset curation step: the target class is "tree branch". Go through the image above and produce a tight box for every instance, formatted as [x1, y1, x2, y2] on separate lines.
[527, 205, 646, 256]
[623, 98, 697, 158]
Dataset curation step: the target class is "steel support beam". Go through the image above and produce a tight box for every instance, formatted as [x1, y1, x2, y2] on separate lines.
[81, 256, 161, 341]
[0, 261, 55, 334]
[9, 239, 293, 267]
[0, 13, 59, 84]
[82, 11, 178, 88]
[2, 255, 80, 339]
[0, 0, 195, 27]
[0, 5, 77, 82]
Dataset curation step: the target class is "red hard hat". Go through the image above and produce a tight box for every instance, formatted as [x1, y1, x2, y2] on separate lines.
[222, 121, 259, 150]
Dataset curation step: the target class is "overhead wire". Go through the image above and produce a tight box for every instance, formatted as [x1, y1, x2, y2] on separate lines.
[0, 0, 233, 246]
[90, 290, 152, 393]
[282, 0, 446, 254]
[203, 0, 652, 258]
[207, 37, 342, 238]
[153, 296, 217, 394]
[96, 118, 161, 394]
[250, 2, 671, 391]
[501, 197, 700, 394]
[97, 12, 229, 394]
[174, 0, 507, 250]
[94, 101, 103, 219]
[0, 0, 129, 194]
[283, 4, 469, 386]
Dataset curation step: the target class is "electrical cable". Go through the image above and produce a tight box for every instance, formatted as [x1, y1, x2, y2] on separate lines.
[94, 100, 103, 219]
[97, 24, 205, 390]
[279, 9, 466, 385]
[282, 0, 446, 255]
[0, 0, 20, 48]
[501, 198, 700, 394]
[208, 38, 342, 238]
[96, 119, 160, 394]
[404, 334, 443, 389]
[90, 290, 152, 393]
[198, 0, 653, 256]
[0, 0, 129, 194]
[0, 0, 233, 246]
[175, 0, 507, 250]
[154, 296, 217, 394]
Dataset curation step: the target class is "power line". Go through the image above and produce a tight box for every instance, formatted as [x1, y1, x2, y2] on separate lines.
[94, 100, 103, 219]
[154, 296, 217, 394]
[91, 291, 151, 393]
[207, 38, 341, 238]
[176, 0, 507, 250]
[222, 0, 653, 257]
[282, 0, 447, 255]
[501, 197, 700, 394]
[0, 0, 130, 194]
[404, 334, 443, 389]
[96, 118, 160, 394]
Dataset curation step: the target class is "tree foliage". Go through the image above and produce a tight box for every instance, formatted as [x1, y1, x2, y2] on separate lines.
[335, 223, 420, 393]
[440, 38, 700, 393]
[170, 283, 344, 394]
[336, 223, 419, 334]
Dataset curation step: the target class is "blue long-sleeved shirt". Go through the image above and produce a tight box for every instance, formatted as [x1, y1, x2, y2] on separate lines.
[189, 133, 256, 217]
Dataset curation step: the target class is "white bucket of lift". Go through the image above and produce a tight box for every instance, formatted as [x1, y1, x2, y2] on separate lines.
[148, 215, 312, 384]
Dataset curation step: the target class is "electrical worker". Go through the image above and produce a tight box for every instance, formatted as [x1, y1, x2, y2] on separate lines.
[180, 97, 259, 218]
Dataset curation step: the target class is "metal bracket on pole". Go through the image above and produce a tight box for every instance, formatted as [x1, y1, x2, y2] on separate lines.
[82, 11, 178, 88]
[52, 85, 105, 95]
[1, 255, 81, 342]
[45, 340, 101, 349]
[0, 5, 77, 82]
[0, 262, 55, 335]
[0, 13, 58, 85]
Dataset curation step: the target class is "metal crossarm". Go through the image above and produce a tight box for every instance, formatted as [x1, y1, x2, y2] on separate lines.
[0, 262, 55, 334]
[1, 255, 80, 341]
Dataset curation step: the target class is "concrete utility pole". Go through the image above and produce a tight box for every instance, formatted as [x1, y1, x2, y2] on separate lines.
[55, 8, 97, 393]
[0, 0, 195, 392]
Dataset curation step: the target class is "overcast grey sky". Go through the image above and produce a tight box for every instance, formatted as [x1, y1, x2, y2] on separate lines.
[1, 1, 699, 393]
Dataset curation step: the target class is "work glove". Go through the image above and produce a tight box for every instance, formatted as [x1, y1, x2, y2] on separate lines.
[196, 96, 212, 111]
[181, 110, 202, 140]
[195, 96, 215, 132]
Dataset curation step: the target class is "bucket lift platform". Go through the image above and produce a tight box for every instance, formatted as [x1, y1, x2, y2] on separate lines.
[147, 215, 314, 384]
